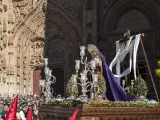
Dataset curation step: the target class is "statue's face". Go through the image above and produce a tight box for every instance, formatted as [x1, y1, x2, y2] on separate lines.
[91, 50, 97, 58]
[87, 44, 98, 58]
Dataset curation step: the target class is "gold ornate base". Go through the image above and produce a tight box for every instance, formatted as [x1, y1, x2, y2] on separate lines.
[38, 104, 160, 120]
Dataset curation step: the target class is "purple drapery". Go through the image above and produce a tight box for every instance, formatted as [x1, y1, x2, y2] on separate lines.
[99, 51, 129, 101]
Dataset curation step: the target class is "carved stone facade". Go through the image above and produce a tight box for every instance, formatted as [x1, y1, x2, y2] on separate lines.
[0, 0, 82, 96]
[0, 0, 160, 96]
[0, 0, 46, 95]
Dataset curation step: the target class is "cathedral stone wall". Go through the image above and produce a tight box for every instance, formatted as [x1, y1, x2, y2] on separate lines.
[0, 0, 46, 95]
[0, 0, 83, 96]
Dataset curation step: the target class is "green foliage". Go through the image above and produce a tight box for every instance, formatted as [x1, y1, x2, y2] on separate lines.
[45, 100, 82, 108]
[45, 100, 160, 108]
[125, 75, 148, 97]
[88, 101, 160, 108]
[155, 60, 160, 78]
[96, 73, 106, 96]
[66, 75, 79, 97]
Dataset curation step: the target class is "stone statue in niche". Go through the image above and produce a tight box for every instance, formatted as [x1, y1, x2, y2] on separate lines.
[2, 34, 7, 48]
[17, 57, 20, 68]
[13, 0, 40, 26]
[23, 56, 28, 66]
[0, 54, 6, 70]
[30, 38, 44, 67]
[3, 19, 7, 32]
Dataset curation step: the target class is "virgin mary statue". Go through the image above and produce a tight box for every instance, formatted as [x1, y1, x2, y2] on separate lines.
[87, 44, 129, 101]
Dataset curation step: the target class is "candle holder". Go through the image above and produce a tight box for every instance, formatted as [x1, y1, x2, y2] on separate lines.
[39, 58, 56, 102]
[72, 46, 99, 102]
[122, 79, 125, 89]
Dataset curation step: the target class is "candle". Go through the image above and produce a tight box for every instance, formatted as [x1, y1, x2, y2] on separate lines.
[122, 79, 125, 85]
[80, 46, 86, 57]
[80, 73, 86, 82]
[44, 58, 48, 66]
[49, 70, 52, 76]
[45, 67, 49, 75]
[91, 60, 96, 71]
[75, 60, 80, 71]
[131, 80, 134, 87]
[122, 79, 125, 88]
[93, 74, 98, 84]
[72, 75, 77, 84]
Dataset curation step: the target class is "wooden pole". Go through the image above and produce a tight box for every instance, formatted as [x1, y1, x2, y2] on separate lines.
[140, 34, 159, 102]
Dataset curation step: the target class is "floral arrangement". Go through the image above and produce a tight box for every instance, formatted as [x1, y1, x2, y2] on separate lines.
[45, 100, 160, 108]
[95, 73, 106, 96]
[45, 100, 82, 107]
[66, 73, 106, 98]
[66, 75, 79, 98]
[88, 101, 160, 108]
[125, 75, 148, 98]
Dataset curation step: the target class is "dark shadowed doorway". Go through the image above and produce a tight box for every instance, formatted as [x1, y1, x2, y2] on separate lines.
[51, 67, 65, 97]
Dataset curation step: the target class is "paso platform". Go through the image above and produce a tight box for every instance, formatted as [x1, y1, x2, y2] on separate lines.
[38, 104, 160, 120]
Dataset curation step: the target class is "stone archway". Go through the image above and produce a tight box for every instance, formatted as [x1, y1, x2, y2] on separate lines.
[12, 1, 45, 95]
[44, 0, 82, 94]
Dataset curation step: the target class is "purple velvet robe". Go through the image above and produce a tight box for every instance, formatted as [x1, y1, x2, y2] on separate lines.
[99, 51, 129, 101]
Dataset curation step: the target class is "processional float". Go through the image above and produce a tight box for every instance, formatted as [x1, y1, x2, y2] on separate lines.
[66, 30, 159, 103]
[38, 31, 160, 120]
[39, 30, 159, 103]
[39, 58, 56, 102]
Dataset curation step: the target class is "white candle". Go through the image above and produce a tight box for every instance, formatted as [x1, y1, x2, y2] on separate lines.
[72, 75, 77, 84]
[49, 70, 52, 76]
[45, 67, 49, 75]
[91, 60, 96, 71]
[93, 74, 98, 84]
[80, 46, 86, 57]
[80, 73, 86, 82]
[131, 80, 134, 87]
[122, 79, 125, 85]
[44, 58, 48, 66]
[75, 60, 80, 71]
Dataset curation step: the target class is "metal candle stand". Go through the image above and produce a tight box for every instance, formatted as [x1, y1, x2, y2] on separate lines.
[39, 58, 56, 102]
[72, 46, 99, 102]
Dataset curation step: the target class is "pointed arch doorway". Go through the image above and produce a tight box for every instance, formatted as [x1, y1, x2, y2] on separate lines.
[33, 69, 45, 96]
[51, 67, 65, 96]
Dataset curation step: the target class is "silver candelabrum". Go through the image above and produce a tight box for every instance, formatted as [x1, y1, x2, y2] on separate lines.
[72, 46, 99, 102]
[39, 58, 56, 102]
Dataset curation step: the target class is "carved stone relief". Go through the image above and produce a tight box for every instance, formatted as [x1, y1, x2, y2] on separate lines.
[13, 0, 39, 23]
[30, 38, 44, 68]
[0, 54, 6, 71]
